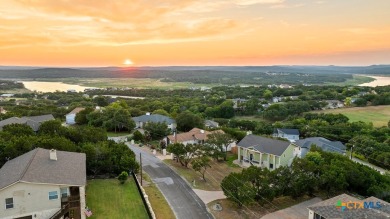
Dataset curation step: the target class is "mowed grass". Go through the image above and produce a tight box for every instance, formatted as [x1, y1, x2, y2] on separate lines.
[86, 179, 149, 219]
[320, 105, 390, 127]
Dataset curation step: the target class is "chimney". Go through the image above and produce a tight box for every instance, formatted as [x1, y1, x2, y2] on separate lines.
[146, 112, 151, 116]
[200, 130, 205, 134]
[50, 149, 57, 161]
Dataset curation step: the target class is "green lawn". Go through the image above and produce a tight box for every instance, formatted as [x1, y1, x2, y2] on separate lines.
[234, 115, 267, 122]
[320, 105, 390, 127]
[86, 179, 149, 219]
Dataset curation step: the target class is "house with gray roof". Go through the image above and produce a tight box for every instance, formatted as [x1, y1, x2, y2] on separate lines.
[237, 135, 295, 170]
[308, 193, 390, 219]
[0, 148, 87, 219]
[292, 137, 346, 158]
[132, 113, 176, 130]
[273, 128, 300, 142]
[204, 120, 219, 129]
[0, 114, 54, 132]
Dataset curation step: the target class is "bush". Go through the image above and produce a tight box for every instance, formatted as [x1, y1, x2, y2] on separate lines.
[133, 130, 144, 142]
[118, 171, 129, 184]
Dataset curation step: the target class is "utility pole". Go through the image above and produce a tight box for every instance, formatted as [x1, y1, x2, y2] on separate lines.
[350, 145, 354, 160]
[140, 153, 142, 186]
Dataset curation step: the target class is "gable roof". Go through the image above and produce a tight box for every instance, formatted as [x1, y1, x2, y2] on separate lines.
[0, 114, 54, 131]
[294, 137, 346, 154]
[308, 193, 390, 219]
[167, 128, 223, 143]
[237, 135, 291, 156]
[205, 120, 219, 128]
[0, 148, 86, 190]
[66, 107, 85, 115]
[275, 128, 300, 135]
[132, 114, 175, 124]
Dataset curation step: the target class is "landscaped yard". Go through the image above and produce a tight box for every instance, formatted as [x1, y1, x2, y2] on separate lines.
[320, 105, 390, 127]
[86, 179, 149, 219]
[164, 153, 242, 191]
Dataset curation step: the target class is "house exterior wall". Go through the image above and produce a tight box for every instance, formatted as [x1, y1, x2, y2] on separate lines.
[66, 113, 76, 125]
[0, 182, 61, 219]
[279, 144, 295, 166]
[293, 145, 309, 158]
[237, 146, 290, 170]
[273, 132, 299, 142]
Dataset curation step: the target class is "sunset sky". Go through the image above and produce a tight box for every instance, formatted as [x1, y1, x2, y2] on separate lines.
[1, 0, 390, 66]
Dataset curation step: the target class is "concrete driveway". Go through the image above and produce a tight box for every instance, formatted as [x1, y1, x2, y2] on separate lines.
[261, 197, 322, 219]
[128, 144, 213, 219]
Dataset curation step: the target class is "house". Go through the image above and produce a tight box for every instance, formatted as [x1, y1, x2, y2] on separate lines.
[66, 107, 85, 125]
[0, 148, 86, 219]
[165, 128, 236, 151]
[279, 84, 292, 89]
[0, 107, 6, 114]
[133, 113, 176, 130]
[0, 114, 55, 131]
[324, 100, 344, 109]
[272, 97, 283, 103]
[0, 94, 15, 98]
[307, 193, 390, 219]
[205, 120, 219, 129]
[273, 128, 300, 142]
[232, 98, 247, 109]
[237, 135, 295, 170]
[292, 137, 346, 158]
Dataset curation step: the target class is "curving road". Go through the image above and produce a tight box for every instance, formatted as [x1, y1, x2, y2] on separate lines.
[128, 144, 213, 219]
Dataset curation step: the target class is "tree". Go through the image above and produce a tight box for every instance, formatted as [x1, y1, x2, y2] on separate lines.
[167, 143, 199, 168]
[206, 132, 235, 161]
[118, 171, 129, 184]
[152, 109, 171, 117]
[263, 89, 273, 100]
[176, 111, 204, 132]
[75, 107, 94, 125]
[320, 164, 348, 197]
[93, 96, 109, 107]
[3, 124, 35, 136]
[221, 172, 255, 207]
[192, 156, 211, 181]
[103, 107, 135, 132]
[38, 120, 64, 135]
[144, 122, 170, 140]
[242, 166, 275, 203]
[133, 130, 144, 142]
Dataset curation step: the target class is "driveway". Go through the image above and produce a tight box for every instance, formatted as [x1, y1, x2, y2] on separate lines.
[352, 157, 387, 174]
[261, 197, 322, 219]
[128, 144, 213, 219]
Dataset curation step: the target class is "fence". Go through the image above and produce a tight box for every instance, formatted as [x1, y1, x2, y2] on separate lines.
[132, 172, 156, 219]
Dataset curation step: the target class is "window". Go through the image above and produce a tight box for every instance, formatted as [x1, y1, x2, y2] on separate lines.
[269, 163, 274, 169]
[60, 188, 68, 198]
[49, 191, 58, 200]
[314, 213, 325, 219]
[5, 198, 13, 209]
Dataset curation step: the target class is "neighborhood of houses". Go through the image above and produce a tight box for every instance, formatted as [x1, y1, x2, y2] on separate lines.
[0, 106, 388, 219]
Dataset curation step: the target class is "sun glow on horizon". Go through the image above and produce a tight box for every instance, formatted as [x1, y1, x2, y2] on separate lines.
[123, 59, 134, 66]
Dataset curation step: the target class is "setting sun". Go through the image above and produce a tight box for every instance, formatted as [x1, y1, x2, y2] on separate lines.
[123, 59, 133, 66]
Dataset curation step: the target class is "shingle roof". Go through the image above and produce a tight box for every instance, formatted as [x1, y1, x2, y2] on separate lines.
[0, 148, 86, 190]
[0, 114, 54, 131]
[66, 107, 85, 115]
[308, 193, 390, 219]
[294, 137, 346, 154]
[132, 114, 175, 124]
[167, 128, 223, 143]
[237, 135, 291, 156]
[276, 128, 300, 135]
[205, 120, 219, 128]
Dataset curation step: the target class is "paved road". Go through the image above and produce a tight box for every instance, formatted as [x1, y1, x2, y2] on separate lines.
[352, 157, 387, 174]
[128, 144, 213, 219]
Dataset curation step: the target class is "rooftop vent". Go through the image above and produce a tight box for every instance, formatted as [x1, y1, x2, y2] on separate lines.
[50, 149, 57, 161]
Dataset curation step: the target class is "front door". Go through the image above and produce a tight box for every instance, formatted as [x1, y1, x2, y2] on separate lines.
[249, 154, 253, 161]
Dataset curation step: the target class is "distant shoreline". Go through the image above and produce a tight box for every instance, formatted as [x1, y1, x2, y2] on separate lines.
[357, 75, 390, 87]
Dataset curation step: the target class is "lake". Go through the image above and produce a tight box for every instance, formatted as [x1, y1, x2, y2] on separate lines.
[359, 75, 390, 87]
[22, 81, 91, 92]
